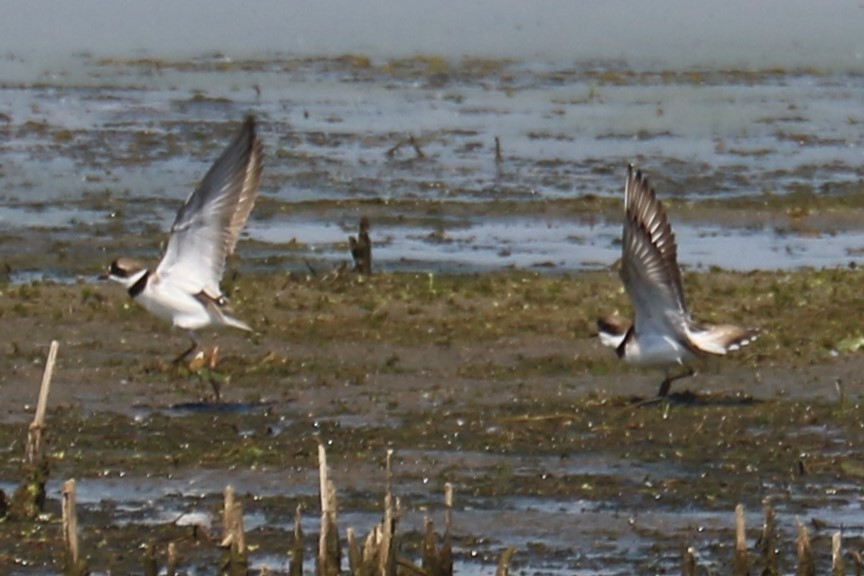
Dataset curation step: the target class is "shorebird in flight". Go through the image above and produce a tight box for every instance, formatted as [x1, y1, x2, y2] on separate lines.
[105, 116, 263, 360]
[598, 165, 758, 397]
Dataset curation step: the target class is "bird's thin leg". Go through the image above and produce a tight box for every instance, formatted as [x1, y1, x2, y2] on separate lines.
[657, 371, 672, 398]
[173, 333, 199, 365]
[657, 366, 696, 398]
[203, 346, 223, 402]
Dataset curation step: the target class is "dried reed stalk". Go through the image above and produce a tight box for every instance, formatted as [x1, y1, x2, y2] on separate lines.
[62, 478, 88, 576]
[317, 444, 341, 576]
[290, 504, 304, 576]
[760, 498, 779, 576]
[796, 518, 815, 576]
[26, 340, 59, 465]
[833, 531, 845, 576]
[733, 504, 749, 576]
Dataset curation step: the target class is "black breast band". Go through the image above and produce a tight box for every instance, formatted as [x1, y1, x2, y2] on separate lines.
[616, 325, 634, 359]
[128, 270, 150, 298]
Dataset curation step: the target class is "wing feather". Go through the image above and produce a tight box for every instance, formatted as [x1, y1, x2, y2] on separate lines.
[155, 116, 263, 295]
[687, 324, 760, 355]
[620, 165, 689, 338]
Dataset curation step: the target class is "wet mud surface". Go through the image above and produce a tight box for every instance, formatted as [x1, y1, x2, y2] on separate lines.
[2, 268, 864, 574]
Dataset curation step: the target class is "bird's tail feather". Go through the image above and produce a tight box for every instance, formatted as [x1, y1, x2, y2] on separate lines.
[220, 313, 253, 332]
[688, 324, 759, 355]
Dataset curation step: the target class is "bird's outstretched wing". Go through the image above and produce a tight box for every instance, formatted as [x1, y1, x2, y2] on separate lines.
[620, 165, 689, 338]
[155, 116, 263, 296]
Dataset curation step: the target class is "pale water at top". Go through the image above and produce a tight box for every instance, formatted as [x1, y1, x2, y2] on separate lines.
[1, 0, 863, 276]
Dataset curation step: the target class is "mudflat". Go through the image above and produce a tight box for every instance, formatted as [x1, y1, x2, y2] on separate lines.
[1, 265, 862, 573]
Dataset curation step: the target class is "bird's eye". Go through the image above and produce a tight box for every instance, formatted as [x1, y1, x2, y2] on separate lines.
[110, 261, 125, 277]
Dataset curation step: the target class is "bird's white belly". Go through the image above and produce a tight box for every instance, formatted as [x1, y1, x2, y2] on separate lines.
[137, 285, 212, 330]
[624, 333, 695, 367]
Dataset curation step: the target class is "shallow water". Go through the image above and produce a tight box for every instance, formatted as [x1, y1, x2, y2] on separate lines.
[1, 53, 863, 278]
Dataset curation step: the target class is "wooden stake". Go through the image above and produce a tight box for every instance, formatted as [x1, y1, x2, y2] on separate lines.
[733, 504, 749, 576]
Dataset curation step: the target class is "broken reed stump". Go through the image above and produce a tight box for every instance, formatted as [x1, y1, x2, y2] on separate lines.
[318, 443, 342, 576]
[797, 518, 816, 576]
[378, 449, 397, 576]
[143, 539, 179, 576]
[760, 497, 779, 576]
[832, 531, 844, 576]
[320, 445, 500, 576]
[682, 546, 698, 576]
[167, 542, 178, 576]
[733, 503, 750, 576]
[347, 449, 401, 576]
[62, 479, 89, 576]
[494, 547, 516, 576]
[422, 482, 454, 576]
[11, 340, 59, 519]
[349, 216, 372, 275]
[143, 541, 158, 576]
[443, 482, 453, 575]
[220, 485, 249, 576]
[47, 445, 524, 575]
[289, 504, 304, 576]
[686, 503, 862, 575]
[346, 528, 358, 574]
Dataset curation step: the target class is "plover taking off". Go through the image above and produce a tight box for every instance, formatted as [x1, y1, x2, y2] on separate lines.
[598, 165, 759, 397]
[105, 116, 263, 360]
